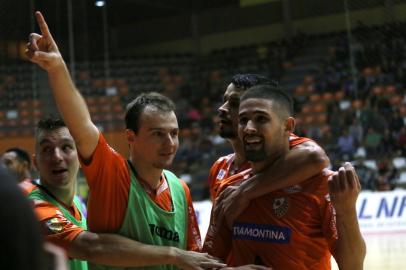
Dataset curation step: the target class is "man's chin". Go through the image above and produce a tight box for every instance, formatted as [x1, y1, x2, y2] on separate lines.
[154, 159, 175, 169]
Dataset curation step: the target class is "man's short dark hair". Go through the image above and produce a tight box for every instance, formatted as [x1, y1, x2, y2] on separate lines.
[125, 92, 176, 133]
[230, 74, 278, 90]
[5, 148, 31, 167]
[240, 85, 294, 118]
[36, 117, 66, 131]
[35, 117, 66, 140]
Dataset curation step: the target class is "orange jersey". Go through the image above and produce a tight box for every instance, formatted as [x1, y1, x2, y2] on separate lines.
[207, 169, 337, 269]
[208, 133, 311, 200]
[19, 183, 85, 252]
[80, 133, 202, 251]
[208, 154, 251, 201]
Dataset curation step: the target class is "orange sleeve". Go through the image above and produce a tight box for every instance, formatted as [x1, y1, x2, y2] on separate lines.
[321, 197, 338, 253]
[33, 200, 84, 252]
[80, 133, 131, 233]
[208, 160, 222, 202]
[313, 171, 338, 252]
[181, 180, 203, 251]
[289, 133, 312, 148]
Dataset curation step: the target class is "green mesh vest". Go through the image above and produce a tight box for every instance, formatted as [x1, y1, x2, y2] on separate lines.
[89, 162, 187, 270]
[28, 187, 88, 270]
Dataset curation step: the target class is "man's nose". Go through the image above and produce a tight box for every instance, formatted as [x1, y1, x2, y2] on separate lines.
[218, 102, 228, 114]
[52, 148, 64, 162]
[244, 120, 257, 134]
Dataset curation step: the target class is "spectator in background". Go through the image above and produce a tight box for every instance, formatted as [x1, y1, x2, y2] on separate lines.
[379, 128, 397, 157]
[364, 127, 382, 157]
[397, 126, 406, 156]
[1, 147, 32, 182]
[352, 154, 377, 190]
[337, 129, 355, 160]
[349, 118, 364, 147]
[389, 109, 405, 135]
[376, 156, 399, 191]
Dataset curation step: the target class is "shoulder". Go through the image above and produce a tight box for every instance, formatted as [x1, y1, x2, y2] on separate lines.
[218, 168, 252, 194]
[213, 153, 235, 165]
[81, 132, 125, 166]
[31, 199, 64, 222]
[301, 169, 333, 196]
[209, 153, 235, 177]
[289, 133, 313, 148]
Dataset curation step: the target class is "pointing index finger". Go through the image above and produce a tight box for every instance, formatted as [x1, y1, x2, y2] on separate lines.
[35, 11, 53, 39]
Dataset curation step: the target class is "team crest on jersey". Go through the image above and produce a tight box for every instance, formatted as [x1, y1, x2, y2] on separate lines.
[45, 217, 64, 233]
[216, 169, 227, 181]
[273, 197, 289, 218]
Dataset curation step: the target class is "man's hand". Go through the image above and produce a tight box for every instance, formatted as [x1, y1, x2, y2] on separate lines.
[172, 248, 226, 270]
[25, 11, 64, 72]
[328, 162, 361, 217]
[214, 184, 249, 229]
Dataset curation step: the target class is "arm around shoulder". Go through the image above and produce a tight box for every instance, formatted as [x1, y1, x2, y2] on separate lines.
[69, 231, 225, 269]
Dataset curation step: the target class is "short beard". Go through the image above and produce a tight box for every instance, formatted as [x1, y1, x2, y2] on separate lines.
[244, 147, 268, 162]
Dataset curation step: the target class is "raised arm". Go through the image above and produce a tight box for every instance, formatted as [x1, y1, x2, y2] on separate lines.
[218, 140, 329, 227]
[329, 162, 366, 270]
[26, 11, 98, 160]
[70, 231, 226, 269]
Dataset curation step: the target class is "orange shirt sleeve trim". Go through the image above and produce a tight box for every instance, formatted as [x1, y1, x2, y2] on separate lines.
[33, 200, 84, 252]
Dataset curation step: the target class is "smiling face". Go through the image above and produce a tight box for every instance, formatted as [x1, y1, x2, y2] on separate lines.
[218, 83, 245, 140]
[238, 98, 292, 168]
[33, 127, 79, 190]
[128, 106, 179, 170]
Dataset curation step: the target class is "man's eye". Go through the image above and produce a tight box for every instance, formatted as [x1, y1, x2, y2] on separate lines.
[257, 116, 268, 123]
[239, 117, 248, 125]
[62, 145, 73, 151]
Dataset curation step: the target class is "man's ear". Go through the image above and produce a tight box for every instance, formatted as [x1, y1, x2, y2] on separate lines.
[126, 129, 136, 143]
[285, 117, 296, 134]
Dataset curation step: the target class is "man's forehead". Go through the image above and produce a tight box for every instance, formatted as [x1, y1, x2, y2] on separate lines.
[225, 83, 245, 96]
[139, 109, 178, 129]
[239, 98, 275, 114]
[37, 128, 74, 145]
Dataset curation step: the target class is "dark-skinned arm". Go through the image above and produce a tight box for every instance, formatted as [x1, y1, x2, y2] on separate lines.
[329, 163, 366, 270]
